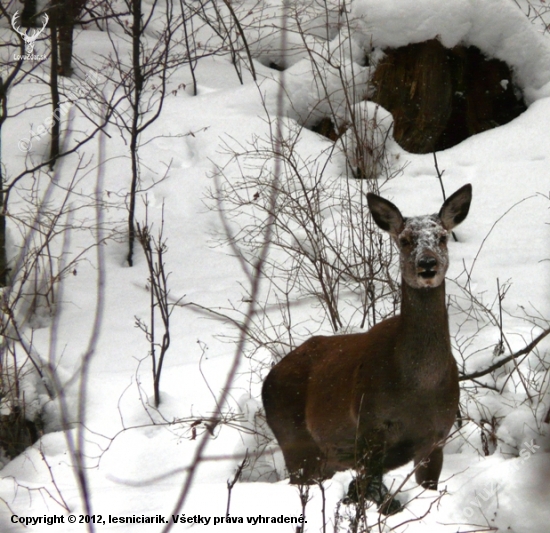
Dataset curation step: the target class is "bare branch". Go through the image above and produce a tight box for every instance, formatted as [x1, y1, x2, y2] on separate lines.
[459, 327, 550, 381]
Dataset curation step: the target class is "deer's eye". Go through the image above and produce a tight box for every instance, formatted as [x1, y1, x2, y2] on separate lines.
[439, 235, 448, 245]
[399, 237, 411, 247]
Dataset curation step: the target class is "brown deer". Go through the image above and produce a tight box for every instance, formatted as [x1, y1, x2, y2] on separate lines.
[262, 184, 472, 511]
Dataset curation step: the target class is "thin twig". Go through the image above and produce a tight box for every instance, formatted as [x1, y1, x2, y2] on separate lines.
[432, 151, 457, 241]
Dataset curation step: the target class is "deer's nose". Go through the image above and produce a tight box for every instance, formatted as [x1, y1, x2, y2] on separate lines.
[418, 257, 437, 270]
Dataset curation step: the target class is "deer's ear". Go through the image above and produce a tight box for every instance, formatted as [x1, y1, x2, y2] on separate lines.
[439, 184, 472, 230]
[367, 193, 404, 236]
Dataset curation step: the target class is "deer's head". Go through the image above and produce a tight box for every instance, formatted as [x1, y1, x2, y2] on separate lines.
[367, 184, 472, 289]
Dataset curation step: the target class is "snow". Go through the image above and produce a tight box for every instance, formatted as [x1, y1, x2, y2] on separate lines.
[352, 0, 550, 100]
[0, 0, 549, 532]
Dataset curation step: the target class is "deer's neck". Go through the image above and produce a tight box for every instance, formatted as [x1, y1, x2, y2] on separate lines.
[397, 280, 453, 383]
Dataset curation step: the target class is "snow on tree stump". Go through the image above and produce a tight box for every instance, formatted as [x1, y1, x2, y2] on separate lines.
[371, 39, 527, 153]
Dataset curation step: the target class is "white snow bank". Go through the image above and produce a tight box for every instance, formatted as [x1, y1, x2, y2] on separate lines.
[259, 57, 370, 127]
[351, 0, 550, 100]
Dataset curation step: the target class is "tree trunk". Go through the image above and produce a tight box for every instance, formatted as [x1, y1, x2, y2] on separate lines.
[49, 0, 87, 77]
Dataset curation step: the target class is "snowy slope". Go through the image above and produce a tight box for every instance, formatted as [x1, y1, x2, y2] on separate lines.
[0, 1, 549, 532]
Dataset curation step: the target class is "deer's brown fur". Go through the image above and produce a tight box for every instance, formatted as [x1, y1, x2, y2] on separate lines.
[262, 184, 472, 498]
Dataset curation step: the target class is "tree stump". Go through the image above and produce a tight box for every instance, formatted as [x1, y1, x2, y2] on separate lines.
[371, 39, 527, 153]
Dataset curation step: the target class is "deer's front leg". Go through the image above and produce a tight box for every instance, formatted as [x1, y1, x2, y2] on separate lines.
[414, 446, 443, 490]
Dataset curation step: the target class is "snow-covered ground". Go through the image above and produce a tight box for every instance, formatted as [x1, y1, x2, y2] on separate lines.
[1, 0, 549, 532]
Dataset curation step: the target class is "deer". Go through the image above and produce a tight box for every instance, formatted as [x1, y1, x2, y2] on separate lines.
[262, 184, 472, 513]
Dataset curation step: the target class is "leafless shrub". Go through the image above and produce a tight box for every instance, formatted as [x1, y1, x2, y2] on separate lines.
[135, 203, 183, 408]
[210, 119, 400, 359]
[446, 201, 550, 458]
